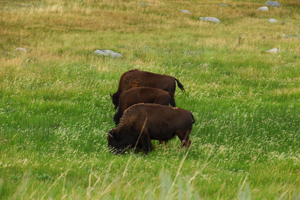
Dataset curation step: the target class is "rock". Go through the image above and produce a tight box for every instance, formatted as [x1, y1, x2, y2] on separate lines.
[94, 50, 122, 58]
[140, 2, 146, 7]
[268, 19, 279, 23]
[21, 3, 31, 7]
[267, 48, 280, 53]
[180, 10, 191, 14]
[284, 34, 300, 39]
[16, 47, 28, 52]
[111, 53, 122, 58]
[199, 17, 221, 23]
[103, 50, 116, 55]
[265, 1, 281, 7]
[257, 6, 269, 11]
[219, 4, 228, 6]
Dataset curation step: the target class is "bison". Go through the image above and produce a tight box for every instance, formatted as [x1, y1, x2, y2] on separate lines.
[113, 87, 175, 125]
[111, 69, 185, 109]
[107, 103, 195, 155]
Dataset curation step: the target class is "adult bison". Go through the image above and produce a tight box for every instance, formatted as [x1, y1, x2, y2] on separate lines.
[111, 69, 185, 109]
[107, 103, 195, 155]
[113, 87, 175, 125]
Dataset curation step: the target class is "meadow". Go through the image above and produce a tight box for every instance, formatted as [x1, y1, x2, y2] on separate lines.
[0, 0, 300, 199]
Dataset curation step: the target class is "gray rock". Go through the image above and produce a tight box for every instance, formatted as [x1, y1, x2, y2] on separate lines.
[101, 50, 115, 56]
[268, 19, 279, 23]
[16, 47, 28, 52]
[94, 50, 122, 58]
[257, 6, 269, 11]
[267, 48, 280, 53]
[21, 3, 31, 7]
[180, 10, 191, 14]
[111, 53, 122, 58]
[94, 50, 109, 56]
[140, 2, 146, 7]
[219, 4, 228, 6]
[284, 34, 300, 39]
[199, 17, 221, 23]
[265, 1, 281, 7]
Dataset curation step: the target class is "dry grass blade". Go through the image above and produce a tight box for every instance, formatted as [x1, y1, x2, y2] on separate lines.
[41, 170, 70, 200]
[166, 149, 190, 199]
[122, 118, 148, 180]
[133, 117, 148, 153]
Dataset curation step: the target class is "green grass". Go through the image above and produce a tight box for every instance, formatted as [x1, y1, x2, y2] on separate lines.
[1, 0, 300, 199]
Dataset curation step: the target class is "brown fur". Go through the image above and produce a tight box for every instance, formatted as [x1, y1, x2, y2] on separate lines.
[107, 104, 195, 155]
[113, 87, 175, 125]
[111, 69, 184, 109]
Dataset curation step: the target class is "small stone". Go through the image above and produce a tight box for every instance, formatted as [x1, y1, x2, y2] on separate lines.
[257, 6, 269, 11]
[180, 10, 191, 14]
[111, 53, 122, 58]
[102, 50, 115, 56]
[265, 1, 281, 7]
[94, 50, 122, 58]
[140, 2, 147, 7]
[199, 17, 221, 23]
[267, 48, 280, 53]
[219, 4, 228, 6]
[268, 19, 279, 23]
[94, 50, 109, 56]
[16, 47, 28, 52]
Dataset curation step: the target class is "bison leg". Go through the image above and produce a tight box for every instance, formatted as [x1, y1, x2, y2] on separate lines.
[177, 129, 192, 150]
[169, 92, 176, 107]
[158, 140, 168, 149]
[140, 133, 152, 155]
[164, 140, 169, 148]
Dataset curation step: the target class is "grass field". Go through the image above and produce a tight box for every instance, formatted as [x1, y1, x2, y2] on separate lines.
[1, 0, 300, 199]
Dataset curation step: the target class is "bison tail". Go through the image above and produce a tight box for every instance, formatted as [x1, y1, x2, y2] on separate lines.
[169, 92, 176, 107]
[175, 78, 185, 92]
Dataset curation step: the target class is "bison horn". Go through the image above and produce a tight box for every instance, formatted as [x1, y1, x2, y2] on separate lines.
[109, 115, 113, 119]
[108, 131, 113, 138]
[110, 93, 112, 98]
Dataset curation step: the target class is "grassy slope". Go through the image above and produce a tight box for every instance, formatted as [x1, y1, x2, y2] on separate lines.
[0, 0, 300, 199]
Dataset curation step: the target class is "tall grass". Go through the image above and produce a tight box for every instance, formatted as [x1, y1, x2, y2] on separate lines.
[1, 0, 300, 199]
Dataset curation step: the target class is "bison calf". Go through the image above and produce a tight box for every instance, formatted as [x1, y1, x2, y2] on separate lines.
[111, 69, 185, 109]
[113, 87, 175, 125]
[107, 104, 195, 155]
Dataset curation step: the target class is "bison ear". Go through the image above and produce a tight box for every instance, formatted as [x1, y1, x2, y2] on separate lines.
[125, 75, 131, 83]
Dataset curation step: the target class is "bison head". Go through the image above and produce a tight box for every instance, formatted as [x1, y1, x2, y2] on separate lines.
[111, 93, 119, 109]
[107, 129, 140, 154]
[113, 113, 121, 126]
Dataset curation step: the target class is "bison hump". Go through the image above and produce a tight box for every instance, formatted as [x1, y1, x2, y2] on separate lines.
[130, 69, 139, 72]
[118, 105, 141, 127]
